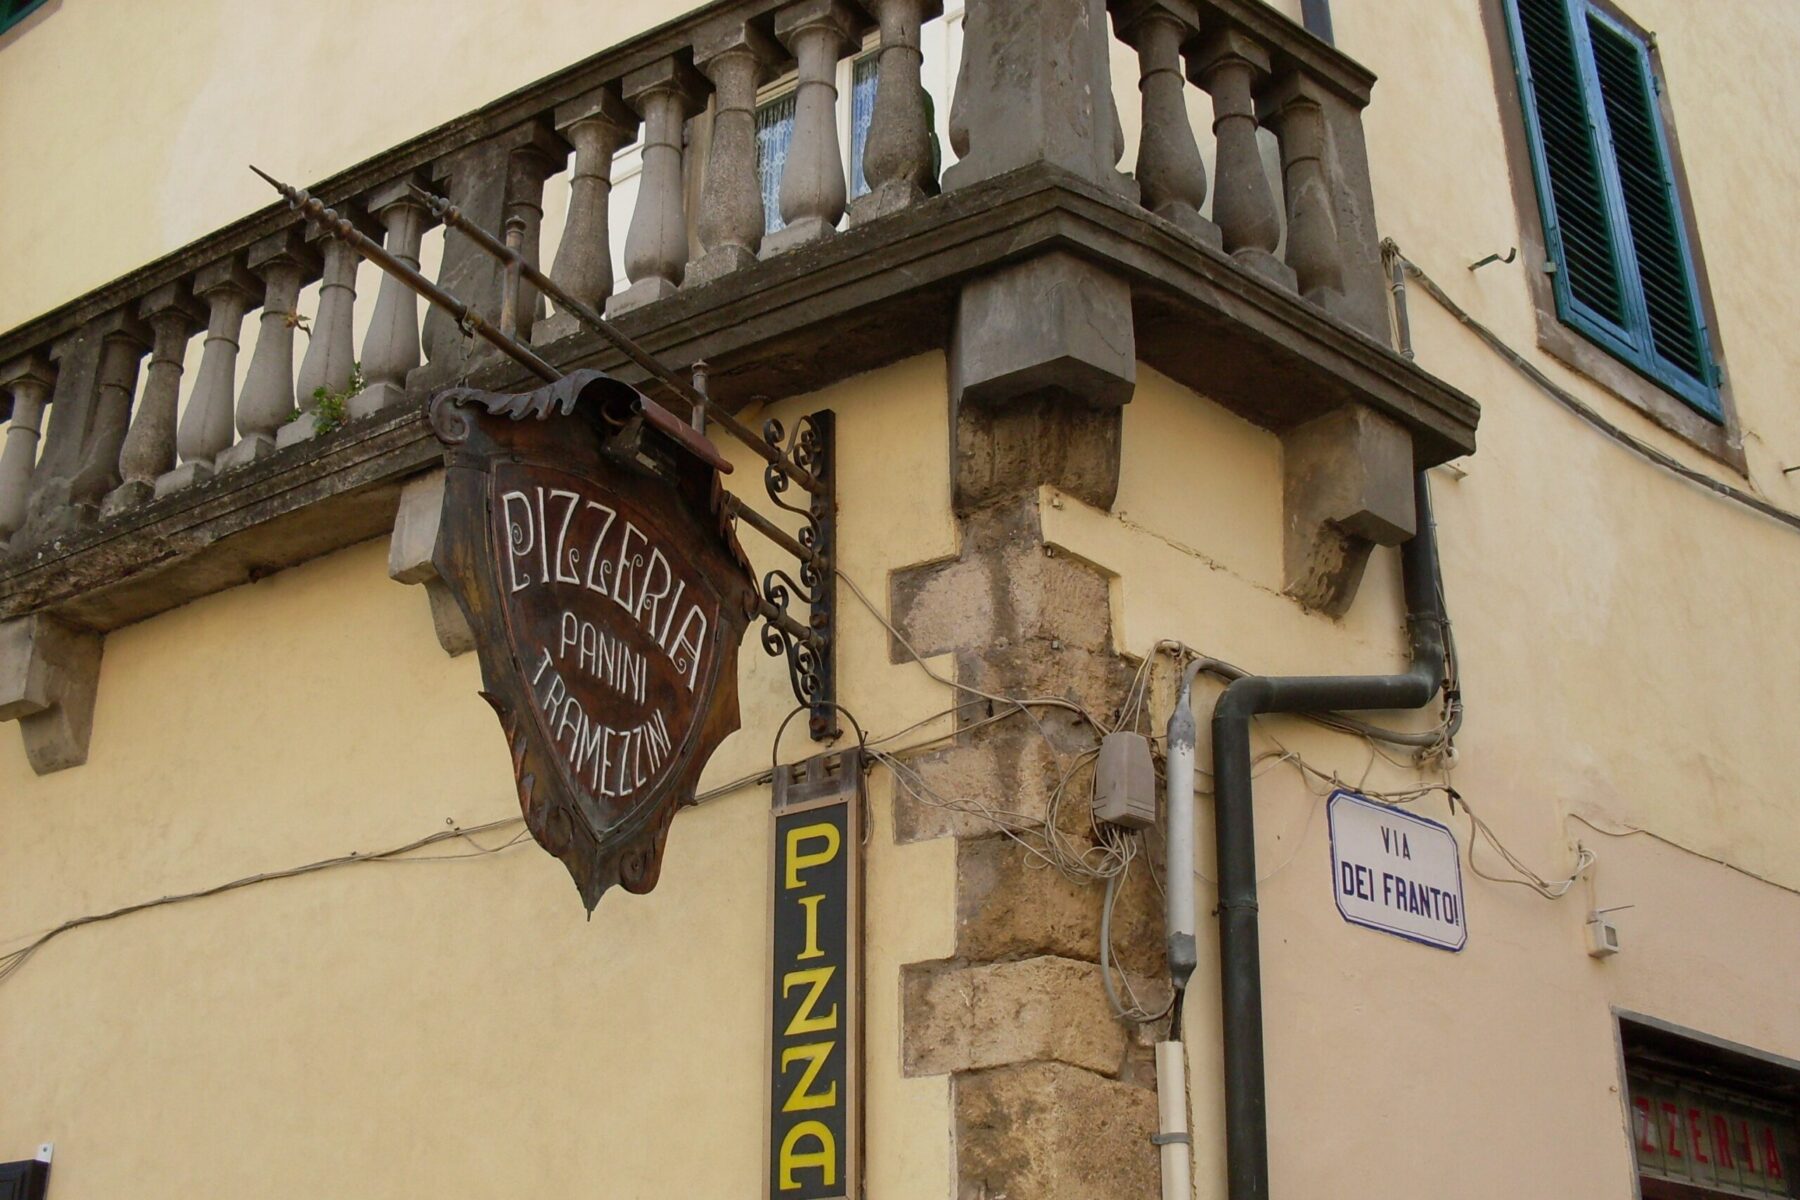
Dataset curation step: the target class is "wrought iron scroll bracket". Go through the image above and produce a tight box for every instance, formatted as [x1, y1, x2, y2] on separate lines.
[254, 166, 840, 741]
[756, 410, 838, 742]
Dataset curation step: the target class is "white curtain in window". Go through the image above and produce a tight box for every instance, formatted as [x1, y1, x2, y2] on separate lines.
[755, 92, 798, 235]
[850, 53, 880, 199]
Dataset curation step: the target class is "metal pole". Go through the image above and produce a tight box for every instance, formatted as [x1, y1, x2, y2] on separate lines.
[754, 596, 822, 648]
[722, 492, 827, 570]
[250, 167, 561, 384]
[407, 186, 828, 499]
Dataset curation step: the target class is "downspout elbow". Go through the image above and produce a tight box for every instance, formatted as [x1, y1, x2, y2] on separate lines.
[1214, 674, 1276, 723]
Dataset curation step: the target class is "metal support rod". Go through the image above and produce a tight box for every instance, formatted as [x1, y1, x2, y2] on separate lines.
[500, 215, 527, 341]
[754, 595, 822, 648]
[250, 167, 560, 384]
[722, 491, 827, 570]
[408, 185, 827, 498]
[690, 362, 709, 435]
[257, 165, 839, 739]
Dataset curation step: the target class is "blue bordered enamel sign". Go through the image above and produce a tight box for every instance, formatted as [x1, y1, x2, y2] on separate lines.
[1327, 789, 1468, 952]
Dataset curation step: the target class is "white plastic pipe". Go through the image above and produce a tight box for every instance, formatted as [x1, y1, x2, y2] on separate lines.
[1156, 1040, 1193, 1200]
[1164, 662, 1202, 989]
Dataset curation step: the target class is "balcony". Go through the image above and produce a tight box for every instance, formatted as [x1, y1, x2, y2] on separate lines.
[0, 0, 1476, 641]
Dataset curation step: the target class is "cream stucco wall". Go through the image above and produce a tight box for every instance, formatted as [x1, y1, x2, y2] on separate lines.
[1049, 352, 1800, 1197]
[0, 0, 686, 331]
[1031, 1, 1800, 1187]
[0, 356, 960, 1197]
[5, 0, 1800, 1197]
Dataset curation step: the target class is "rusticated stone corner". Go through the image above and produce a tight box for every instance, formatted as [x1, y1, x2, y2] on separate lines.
[950, 252, 1134, 514]
[0, 613, 103, 773]
[887, 494, 1129, 706]
[387, 470, 475, 657]
[903, 955, 1142, 1078]
[955, 1061, 1160, 1200]
[882, 449, 1164, 1194]
[956, 833, 1165, 977]
[1282, 402, 1416, 616]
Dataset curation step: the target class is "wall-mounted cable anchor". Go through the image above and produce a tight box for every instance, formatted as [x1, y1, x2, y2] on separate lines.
[1468, 247, 1518, 271]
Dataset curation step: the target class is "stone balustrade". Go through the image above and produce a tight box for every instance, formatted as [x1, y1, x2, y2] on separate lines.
[1104, 0, 1386, 329]
[0, 0, 953, 556]
[0, 0, 1472, 643]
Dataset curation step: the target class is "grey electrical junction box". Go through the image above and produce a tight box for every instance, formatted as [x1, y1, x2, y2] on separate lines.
[1094, 731, 1158, 830]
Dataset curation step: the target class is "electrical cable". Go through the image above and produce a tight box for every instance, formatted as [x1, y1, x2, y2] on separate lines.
[1566, 811, 1798, 898]
[1101, 841, 1175, 1025]
[1384, 240, 1800, 536]
[0, 815, 529, 989]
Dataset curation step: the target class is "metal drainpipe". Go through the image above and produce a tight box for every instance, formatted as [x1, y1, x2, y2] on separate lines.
[1210, 470, 1448, 1200]
[1301, 0, 1334, 44]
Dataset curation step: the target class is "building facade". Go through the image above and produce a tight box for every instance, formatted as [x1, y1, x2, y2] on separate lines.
[2, 1, 1798, 1198]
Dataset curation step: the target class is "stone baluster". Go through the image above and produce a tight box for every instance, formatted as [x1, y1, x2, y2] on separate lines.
[157, 259, 258, 497]
[102, 285, 205, 515]
[1190, 28, 1295, 290]
[222, 230, 320, 471]
[850, 0, 943, 224]
[507, 142, 562, 336]
[12, 331, 103, 546]
[1260, 71, 1345, 309]
[544, 87, 638, 331]
[609, 58, 707, 314]
[420, 123, 564, 379]
[689, 21, 781, 284]
[0, 356, 55, 543]
[281, 220, 364, 449]
[1114, 0, 1220, 247]
[353, 178, 433, 418]
[764, 1, 866, 256]
[67, 311, 152, 511]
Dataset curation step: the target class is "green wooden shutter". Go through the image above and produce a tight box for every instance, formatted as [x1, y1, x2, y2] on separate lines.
[0, 0, 48, 34]
[1585, 14, 1713, 397]
[1506, 0, 1720, 421]
[1513, 0, 1629, 327]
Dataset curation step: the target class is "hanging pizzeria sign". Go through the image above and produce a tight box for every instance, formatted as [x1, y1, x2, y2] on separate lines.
[428, 372, 758, 910]
[255, 167, 840, 914]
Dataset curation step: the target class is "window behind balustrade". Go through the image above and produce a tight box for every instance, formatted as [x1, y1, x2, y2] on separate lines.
[754, 50, 881, 235]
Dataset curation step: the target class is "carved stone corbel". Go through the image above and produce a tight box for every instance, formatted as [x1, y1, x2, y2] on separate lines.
[0, 614, 104, 774]
[949, 251, 1136, 514]
[387, 470, 474, 656]
[1282, 404, 1416, 616]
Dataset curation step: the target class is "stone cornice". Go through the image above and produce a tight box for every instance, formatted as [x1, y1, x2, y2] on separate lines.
[0, 164, 1477, 630]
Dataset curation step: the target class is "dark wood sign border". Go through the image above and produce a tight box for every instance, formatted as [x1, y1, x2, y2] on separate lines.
[428, 371, 758, 911]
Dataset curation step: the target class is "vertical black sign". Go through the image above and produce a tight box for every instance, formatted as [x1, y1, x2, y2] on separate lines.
[768, 752, 862, 1200]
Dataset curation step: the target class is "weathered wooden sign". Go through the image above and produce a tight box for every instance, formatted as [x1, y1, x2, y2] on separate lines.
[428, 370, 757, 911]
[767, 750, 863, 1200]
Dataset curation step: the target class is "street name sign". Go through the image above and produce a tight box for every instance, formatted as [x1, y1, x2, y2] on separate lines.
[1328, 788, 1467, 952]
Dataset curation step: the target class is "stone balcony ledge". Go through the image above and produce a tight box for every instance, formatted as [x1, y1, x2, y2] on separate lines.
[0, 162, 1476, 633]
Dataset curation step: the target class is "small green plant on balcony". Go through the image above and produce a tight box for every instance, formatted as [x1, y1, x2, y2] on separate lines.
[283, 361, 365, 437]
